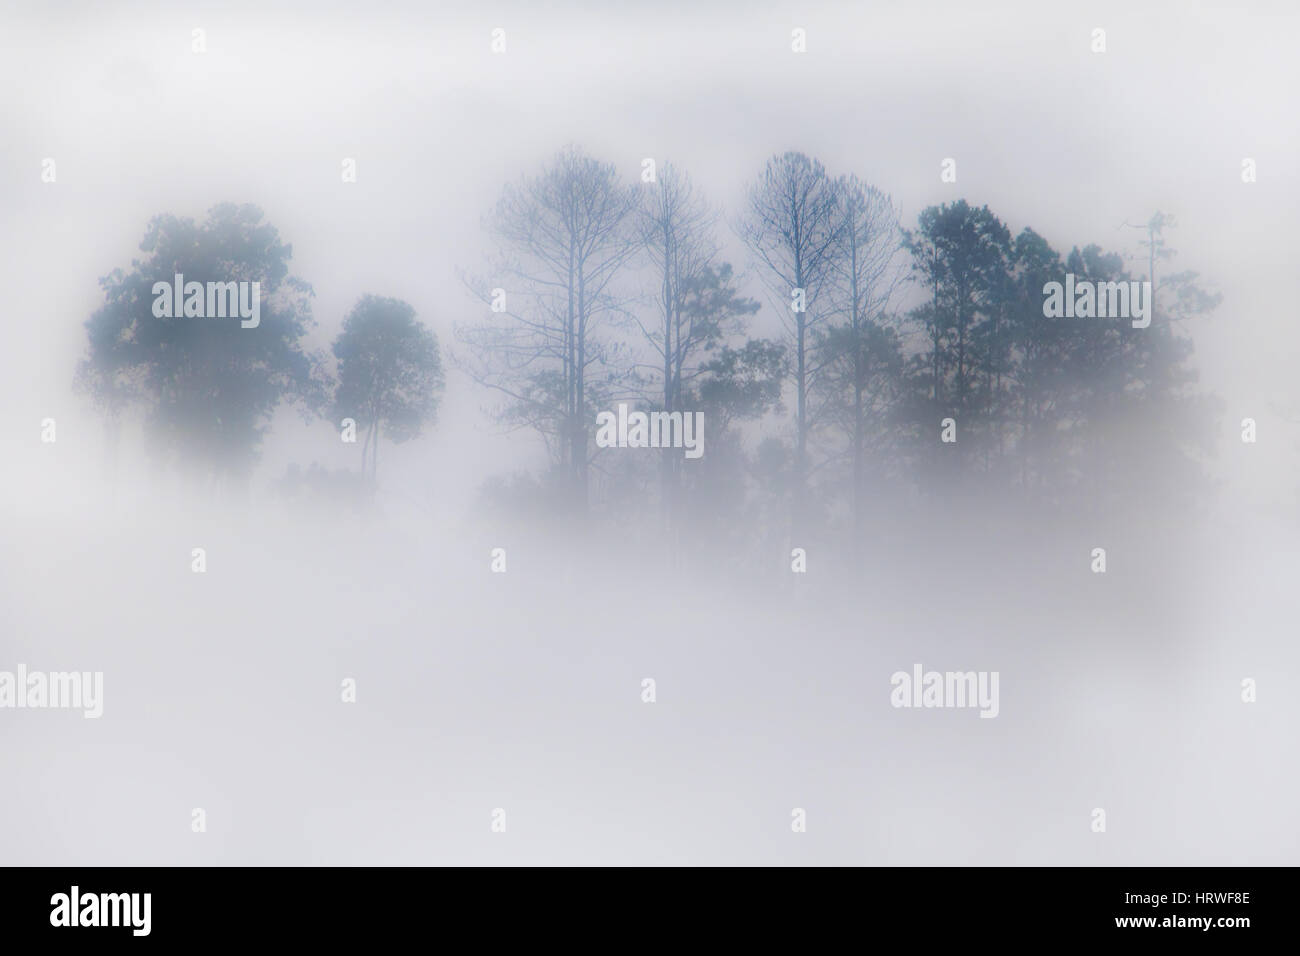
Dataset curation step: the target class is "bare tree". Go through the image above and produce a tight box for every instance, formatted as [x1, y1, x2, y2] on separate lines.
[634, 164, 759, 532]
[819, 177, 906, 533]
[637, 163, 718, 411]
[737, 152, 843, 530]
[457, 145, 640, 514]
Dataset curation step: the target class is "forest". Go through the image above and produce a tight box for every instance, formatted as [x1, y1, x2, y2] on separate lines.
[75, 147, 1221, 558]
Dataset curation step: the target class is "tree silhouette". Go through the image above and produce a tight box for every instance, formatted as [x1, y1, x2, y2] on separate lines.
[332, 295, 445, 482]
[77, 203, 324, 488]
[822, 176, 906, 533]
[458, 145, 640, 515]
[737, 152, 844, 532]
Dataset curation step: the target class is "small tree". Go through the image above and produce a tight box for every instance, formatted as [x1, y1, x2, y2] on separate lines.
[332, 295, 445, 481]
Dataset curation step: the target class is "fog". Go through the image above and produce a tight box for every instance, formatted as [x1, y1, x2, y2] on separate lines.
[1, 0, 1297, 865]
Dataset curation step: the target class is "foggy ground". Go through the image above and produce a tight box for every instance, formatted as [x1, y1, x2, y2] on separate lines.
[2, 478, 1292, 865]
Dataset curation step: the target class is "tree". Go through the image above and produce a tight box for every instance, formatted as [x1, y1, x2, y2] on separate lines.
[821, 176, 906, 532]
[1002, 227, 1071, 490]
[896, 208, 1220, 509]
[1050, 239, 1217, 511]
[902, 200, 1012, 477]
[737, 152, 843, 530]
[332, 295, 445, 482]
[77, 203, 324, 488]
[679, 337, 788, 551]
[632, 246, 761, 530]
[809, 320, 905, 532]
[458, 145, 640, 515]
[635, 162, 724, 527]
[696, 338, 787, 433]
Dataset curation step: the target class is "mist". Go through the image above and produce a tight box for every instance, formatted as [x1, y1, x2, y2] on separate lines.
[1, 0, 1297, 865]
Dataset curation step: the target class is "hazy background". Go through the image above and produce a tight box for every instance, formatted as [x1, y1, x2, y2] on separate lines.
[1, 0, 1297, 865]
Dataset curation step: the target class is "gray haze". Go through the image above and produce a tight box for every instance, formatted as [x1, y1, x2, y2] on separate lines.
[1, 0, 1297, 864]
